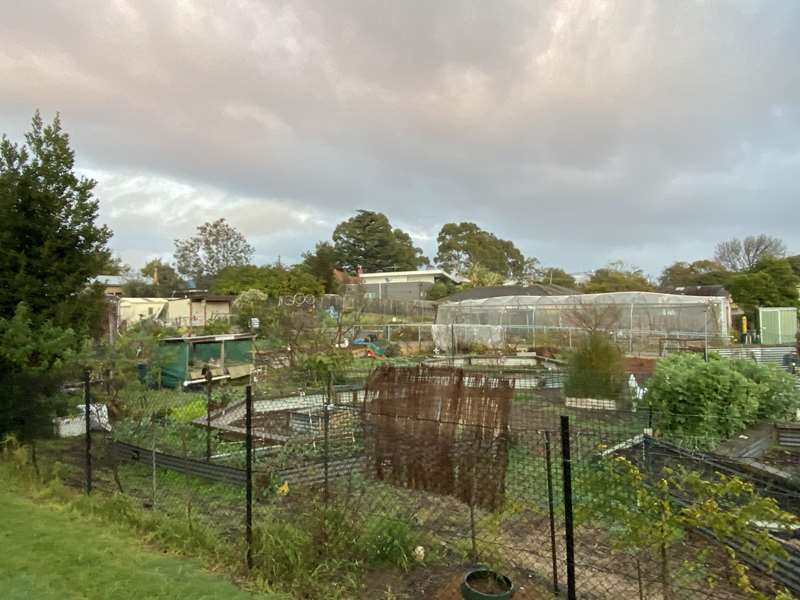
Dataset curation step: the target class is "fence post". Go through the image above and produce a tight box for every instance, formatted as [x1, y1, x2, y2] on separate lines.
[544, 431, 559, 594]
[205, 370, 213, 462]
[84, 369, 92, 495]
[560, 415, 576, 600]
[245, 385, 253, 571]
[323, 378, 332, 505]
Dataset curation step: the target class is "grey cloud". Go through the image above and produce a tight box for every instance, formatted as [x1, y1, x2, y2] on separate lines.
[1, 0, 799, 274]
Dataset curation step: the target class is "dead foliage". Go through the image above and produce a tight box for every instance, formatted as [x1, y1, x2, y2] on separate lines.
[363, 364, 513, 511]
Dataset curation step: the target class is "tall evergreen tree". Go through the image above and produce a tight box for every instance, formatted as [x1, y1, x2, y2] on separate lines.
[0, 112, 112, 439]
[0, 111, 112, 331]
[332, 210, 427, 273]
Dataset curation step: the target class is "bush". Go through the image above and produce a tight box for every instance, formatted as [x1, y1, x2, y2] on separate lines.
[563, 331, 625, 400]
[727, 359, 800, 420]
[645, 353, 800, 445]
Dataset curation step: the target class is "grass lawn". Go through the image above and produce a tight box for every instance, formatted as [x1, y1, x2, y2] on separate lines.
[0, 488, 280, 600]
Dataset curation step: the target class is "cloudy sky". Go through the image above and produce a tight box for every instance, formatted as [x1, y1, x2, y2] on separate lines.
[2, 1, 798, 277]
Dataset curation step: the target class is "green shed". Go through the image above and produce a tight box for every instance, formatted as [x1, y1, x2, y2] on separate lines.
[159, 333, 255, 388]
[758, 307, 798, 345]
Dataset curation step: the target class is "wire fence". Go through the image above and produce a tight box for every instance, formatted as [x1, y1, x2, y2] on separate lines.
[38, 363, 800, 599]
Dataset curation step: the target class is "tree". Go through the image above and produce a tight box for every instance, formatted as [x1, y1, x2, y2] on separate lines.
[141, 259, 185, 297]
[434, 222, 524, 278]
[0, 111, 112, 332]
[464, 262, 504, 288]
[564, 331, 626, 400]
[539, 267, 577, 288]
[714, 235, 786, 271]
[211, 264, 324, 298]
[584, 262, 654, 293]
[0, 303, 79, 440]
[658, 260, 728, 288]
[301, 242, 340, 294]
[174, 218, 254, 287]
[578, 455, 797, 600]
[726, 257, 799, 317]
[332, 210, 427, 273]
[786, 255, 800, 278]
[0, 112, 111, 440]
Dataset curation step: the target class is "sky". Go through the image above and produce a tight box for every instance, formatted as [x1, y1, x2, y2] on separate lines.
[1, 0, 799, 278]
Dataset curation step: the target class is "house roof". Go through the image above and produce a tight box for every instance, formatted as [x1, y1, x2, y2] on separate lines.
[442, 284, 577, 302]
[660, 285, 731, 298]
[359, 269, 465, 284]
[161, 332, 255, 343]
[169, 293, 236, 302]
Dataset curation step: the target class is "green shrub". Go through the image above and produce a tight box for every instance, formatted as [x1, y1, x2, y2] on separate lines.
[644, 353, 800, 446]
[727, 359, 800, 420]
[563, 331, 625, 400]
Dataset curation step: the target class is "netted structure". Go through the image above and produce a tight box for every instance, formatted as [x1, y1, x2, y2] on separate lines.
[434, 291, 732, 355]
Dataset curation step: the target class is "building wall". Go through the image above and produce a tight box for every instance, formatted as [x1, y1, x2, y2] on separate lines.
[363, 282, 434, 301]
[361, 273, 438, 285]
[166, 298, 232, 327]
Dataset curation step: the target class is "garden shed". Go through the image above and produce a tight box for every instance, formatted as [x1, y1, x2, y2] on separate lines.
[159, 333, 255, 388]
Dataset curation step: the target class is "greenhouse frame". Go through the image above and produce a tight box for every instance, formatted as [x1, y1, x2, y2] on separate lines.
[433, 292, 732, 355]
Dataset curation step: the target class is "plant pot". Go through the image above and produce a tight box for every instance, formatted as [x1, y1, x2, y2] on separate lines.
[461, 568, 514, 600]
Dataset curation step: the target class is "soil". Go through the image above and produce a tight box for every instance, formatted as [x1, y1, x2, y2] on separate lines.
[360, 565, 549, 599]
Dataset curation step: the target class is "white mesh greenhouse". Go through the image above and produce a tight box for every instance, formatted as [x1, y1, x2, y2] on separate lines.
[433, 292, 731, 354]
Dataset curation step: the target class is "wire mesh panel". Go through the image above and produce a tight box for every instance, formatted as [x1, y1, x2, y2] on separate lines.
[25, 359, 800, 599]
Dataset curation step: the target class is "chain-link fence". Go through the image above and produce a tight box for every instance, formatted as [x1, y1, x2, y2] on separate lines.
[35, 362, 800, 599]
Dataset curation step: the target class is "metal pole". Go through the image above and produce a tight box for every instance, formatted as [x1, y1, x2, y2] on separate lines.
[245, 385, 253, 571]
[84, 369, 92, 495]
[544, 431, 559, 594]
[560, 415, 576, 600]
[324, 377, 331, 505]
[629, 303, 635, 354]
[205, 370, 212, 462]
[704, 305, 709, 361]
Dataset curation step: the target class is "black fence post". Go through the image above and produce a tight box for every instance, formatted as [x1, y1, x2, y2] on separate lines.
[245, 384, 253, 571]
[560, 415, 576, 600]
[84, 369, 92, 495]
[205, 371, 212, 462]
[544, 430, 559, 594]
[323, 378, 332, 505]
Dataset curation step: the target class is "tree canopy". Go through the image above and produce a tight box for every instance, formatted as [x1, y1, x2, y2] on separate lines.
[434, 222, 524, 278]
[210, 264, 323, 298]
[539, 267, 577, 288]
[301, 241, 340, 294]
[174, 218, 254, 287]
[714, 234, 786, 271]
[0, 111, 112, 331]
[584, 262, 654, 293]
[658, 260, 728, 288]
[726, 257, 799, 317]
[332, 210, 427, 273]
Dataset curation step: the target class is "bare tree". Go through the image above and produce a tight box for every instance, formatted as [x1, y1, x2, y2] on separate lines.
[714, 234, 786, 271]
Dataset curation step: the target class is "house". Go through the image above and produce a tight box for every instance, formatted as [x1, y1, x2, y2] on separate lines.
[165, 293, 236, 328]
[356, 269, 465, 301]
[118, 297, 168, 328]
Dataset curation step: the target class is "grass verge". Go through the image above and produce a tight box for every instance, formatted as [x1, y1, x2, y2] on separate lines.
[0, 481, 280, 600]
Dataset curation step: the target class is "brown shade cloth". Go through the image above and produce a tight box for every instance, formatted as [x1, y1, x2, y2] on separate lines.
[364, 364, 513, 511]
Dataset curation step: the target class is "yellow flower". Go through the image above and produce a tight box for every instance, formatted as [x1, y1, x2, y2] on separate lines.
[277, 481, 289, 496]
